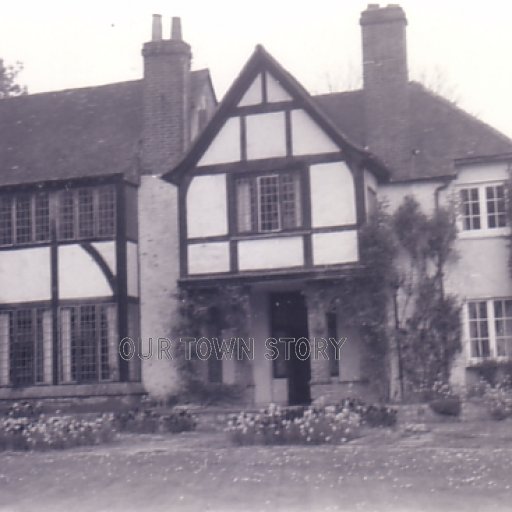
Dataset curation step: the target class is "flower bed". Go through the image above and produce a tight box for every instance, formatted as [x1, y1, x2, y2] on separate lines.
[226, 404, 361, 445]
[0, 413, 115, 451]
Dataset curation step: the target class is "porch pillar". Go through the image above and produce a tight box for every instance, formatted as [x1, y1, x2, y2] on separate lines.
[231, 285, 254, 391]
[304, 286, 331, 391]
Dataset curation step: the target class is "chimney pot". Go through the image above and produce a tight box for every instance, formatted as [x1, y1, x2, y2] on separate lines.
[152, 14, 162, 41]
[171, 17, 182, 41]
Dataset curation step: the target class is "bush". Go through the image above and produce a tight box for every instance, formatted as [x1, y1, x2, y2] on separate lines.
[337, 398, 398, 427]
[226, 403, 361, 446]
[482, 383, 512, 421]
[417, 381, 462, 417]
[114, 408, 196, 434]
[429, 397, 461, 416]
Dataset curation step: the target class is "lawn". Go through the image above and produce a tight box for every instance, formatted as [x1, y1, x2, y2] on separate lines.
[0, 421, 511, 512]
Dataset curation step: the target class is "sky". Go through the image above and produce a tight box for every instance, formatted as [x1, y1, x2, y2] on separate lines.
[1, 0, 512, 138]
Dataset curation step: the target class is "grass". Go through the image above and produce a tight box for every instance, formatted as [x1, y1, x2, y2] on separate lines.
[0, 421, 511, 511]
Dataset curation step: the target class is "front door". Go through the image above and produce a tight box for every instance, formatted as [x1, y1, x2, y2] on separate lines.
[270, 292, 311, 405]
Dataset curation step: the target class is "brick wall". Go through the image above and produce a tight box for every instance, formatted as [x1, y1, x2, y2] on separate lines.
[360, 4, 410, 176]
[141, 36, 191, 175]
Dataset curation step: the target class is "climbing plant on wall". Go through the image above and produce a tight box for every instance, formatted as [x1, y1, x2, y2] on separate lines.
[392, 196, 461, 395]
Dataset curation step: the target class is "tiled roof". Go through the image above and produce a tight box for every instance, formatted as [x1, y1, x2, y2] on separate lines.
[1, 66, 511, 186]
[0, 70, 211, 186]
[314, 82, 512, 181]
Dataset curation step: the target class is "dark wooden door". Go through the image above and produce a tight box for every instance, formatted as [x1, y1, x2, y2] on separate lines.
[270, 292, 311, 405]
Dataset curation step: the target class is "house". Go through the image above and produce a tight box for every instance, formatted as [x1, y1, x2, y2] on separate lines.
[0, 16, 216, 400]
[0, 5, 511, 405]
[162, 4, 512, 404]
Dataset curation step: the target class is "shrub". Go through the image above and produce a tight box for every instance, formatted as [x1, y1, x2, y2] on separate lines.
[114, 408, 196, 434]
[226, 403, 361, 446]
[429, 397, 461, 416]
[337, 398, 398, 427]
[426, 381, 461, 417]
[482, 383, 512, 421]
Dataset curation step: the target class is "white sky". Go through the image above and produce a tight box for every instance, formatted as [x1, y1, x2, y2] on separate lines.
[1, 0, 512, 138]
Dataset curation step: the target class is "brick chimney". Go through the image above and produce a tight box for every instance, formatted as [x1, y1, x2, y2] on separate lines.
[141, 15, 191, 175]
[360, 4, 410, 176]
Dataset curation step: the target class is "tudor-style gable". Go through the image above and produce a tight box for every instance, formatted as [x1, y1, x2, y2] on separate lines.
[163, 46, 388, 281]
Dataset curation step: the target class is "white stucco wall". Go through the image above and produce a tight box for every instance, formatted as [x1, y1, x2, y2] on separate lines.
[238, 74, 262, 107]
[246, 112, 287, 160]
[91, 241, 116, 275]
[188, 242, 230, 274]
[309, 161, 356, 227]
[198, 117, 241, 166]
[380, 180, 440, 215]
[59, 245, 113, 299]
[291, 109, 339, 156]
[265, 73, 292, 103]
[186, 174, 228, 238]
[138, 175, 181, 399]
[238, 237, 304, 271]
[0, 247, 51, 303]
[312, 231, 359, 266]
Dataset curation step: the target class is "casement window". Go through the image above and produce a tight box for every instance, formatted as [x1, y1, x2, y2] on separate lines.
[235, 172, 302, 234]
[60, 304, 118, 383]
[459, 184, 507, 232]
[467, 299, 512, 359]
[0, 308, 51, 387]
[58, 185, 116, 241]
[0, 192, 50, 246]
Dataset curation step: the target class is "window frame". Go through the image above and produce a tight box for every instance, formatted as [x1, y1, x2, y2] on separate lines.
[59, 303, 117, 384]
[233, 169, 305, 236]
[466, 298, 512, 362]
[458, 182, 509, 236]
[0, 191, 51, 247]
[57, 185, 116, 242]
[0, 307, 50, 387]
[0, 184, 116, 247]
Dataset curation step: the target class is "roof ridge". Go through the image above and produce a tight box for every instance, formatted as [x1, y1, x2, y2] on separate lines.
[0, 79, 143, 102]
[313, 89, 363, 99]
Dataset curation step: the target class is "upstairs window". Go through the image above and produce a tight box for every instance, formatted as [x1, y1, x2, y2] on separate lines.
[235, 172, 302, 234]
[57, 185, 116, 241]
[0, 192, 50, 246]
[486, 185, 507, 228]
[459, 184, 507, 232]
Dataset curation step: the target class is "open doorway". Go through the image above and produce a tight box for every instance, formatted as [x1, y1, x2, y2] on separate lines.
[270, 292, 311, 405]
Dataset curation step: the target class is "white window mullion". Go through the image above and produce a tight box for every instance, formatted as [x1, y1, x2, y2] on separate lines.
[463, 303, 471, 361]
[276, 178, 282, 231]
[487, 299, 497, 358]
[479, 185, 488, 230]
